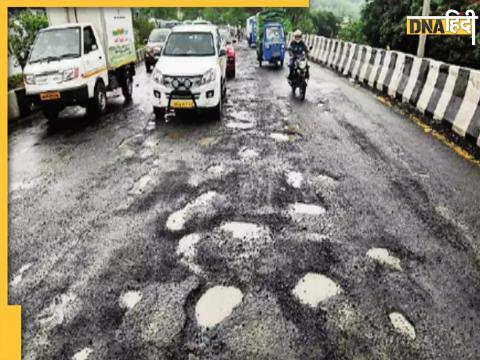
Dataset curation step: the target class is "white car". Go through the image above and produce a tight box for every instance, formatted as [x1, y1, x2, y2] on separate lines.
[151, 25, 227, 120]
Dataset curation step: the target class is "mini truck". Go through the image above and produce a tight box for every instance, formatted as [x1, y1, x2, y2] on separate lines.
[256, 9, 286, 67]
[246, 16, 256, 47]
[24, 8, 137, 122]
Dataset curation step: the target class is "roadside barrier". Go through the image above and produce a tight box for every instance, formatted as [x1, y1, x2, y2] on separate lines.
[289, 32, 480, 147]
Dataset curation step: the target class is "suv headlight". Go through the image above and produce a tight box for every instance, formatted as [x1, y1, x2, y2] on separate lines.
[24, 73, 36, 85]
[152, 68, 163, 83]
[201, 68, 216, 85]
[63, 67, 79, 82]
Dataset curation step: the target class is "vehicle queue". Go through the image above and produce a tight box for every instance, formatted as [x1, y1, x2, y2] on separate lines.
[23, 8, 310, 124]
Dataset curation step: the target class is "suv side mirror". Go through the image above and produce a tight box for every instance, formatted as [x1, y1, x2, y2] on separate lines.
[143, 39, 148, 45]
[219, 49, 226, 57]
[309, 46, 313, 50]
[233, 39, 237, 44]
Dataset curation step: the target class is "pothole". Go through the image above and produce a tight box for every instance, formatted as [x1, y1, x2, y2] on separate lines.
[389, 312, 416, 340]
[292, 273, 342, 308]
[225, 121, 255, 130]
[72, 347, 93, 360]
[269, 133, 291, 142]
[220, 222, 270, 242]
[207, 164, 224, 177]
[289, 203, 326, 216]
[195, 285, 243, 328]
[367, 248, 402, 271]
[238, 147, 259, 160]
[177, 233, 203, 274]
[286, 171, 303, 189]
[37, 292, 79, 327]
[128, 175, 152, 195]
[166, 191, 219, 231]
[119, 291, 142, 309]
[10, 263, 33, 287]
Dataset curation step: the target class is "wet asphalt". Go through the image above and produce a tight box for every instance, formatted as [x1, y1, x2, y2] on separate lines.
[8, 42, 480, 360]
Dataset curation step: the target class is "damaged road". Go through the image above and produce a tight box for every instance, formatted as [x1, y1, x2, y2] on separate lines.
[8, 43, 480, 360]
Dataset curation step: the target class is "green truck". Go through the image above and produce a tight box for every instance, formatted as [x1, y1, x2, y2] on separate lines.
[255, 9, 286, 67]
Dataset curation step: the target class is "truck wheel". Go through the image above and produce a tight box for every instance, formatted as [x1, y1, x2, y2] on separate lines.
[88, 81, 107, 118]
[42, 107, 60, 123]
[122, 72, 133, 101]
[153, 106, 165, 120]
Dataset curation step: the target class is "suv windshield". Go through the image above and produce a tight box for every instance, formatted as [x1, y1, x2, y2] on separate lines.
[163, 32, 215, 56]
[29, 27, 81, 63]
[149, 29, 170, 42]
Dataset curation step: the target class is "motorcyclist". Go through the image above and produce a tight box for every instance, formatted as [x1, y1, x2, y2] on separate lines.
[288, 29, 309, 80]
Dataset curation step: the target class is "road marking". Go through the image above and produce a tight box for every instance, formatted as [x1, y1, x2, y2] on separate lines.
[376, 96, 480, 166]
[195, 286, 243, 328]
[286, 171, 303, 189]
[72, 347, 93, 360]
[38, 292, 79, 327]
[292, 273, 342, 307]
[226, 121, 255, 130]
[166, 191, 218, 232]
[220, 222, 270, 241]
[119, 291, 142, 310]
[367, 248, 402, 271]
[389, 312, 416, 340]
[128, 175, 152, 195]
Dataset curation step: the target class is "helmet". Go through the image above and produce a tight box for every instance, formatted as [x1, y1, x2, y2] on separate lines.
[294, 29, 302, 42]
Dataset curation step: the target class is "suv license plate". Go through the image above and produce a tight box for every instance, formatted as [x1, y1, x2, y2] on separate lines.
[40, 92, 61, 101]
[171, 99, 194, 109]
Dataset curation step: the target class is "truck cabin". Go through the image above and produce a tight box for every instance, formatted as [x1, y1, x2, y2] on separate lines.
[28, 24, 99, 65]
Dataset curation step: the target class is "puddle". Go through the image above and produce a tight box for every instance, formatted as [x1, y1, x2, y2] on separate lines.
[238, 148, 259, 160]
[292, 273, 342, 308]
[195, 286, 243, 328]
[289, 203, 326, 216]
[225, 121, 255, 130]
[176, 233, 203, 274]
[220, 222, 269, 241]
[166, 191, 218, 231]
[119, 291, 142, 309]
[128, 175, 152, 195]
[269, 133, 290, 142]
[10, 263, 33, 287]
[286, 171, 303, 189]
[72, 347, 93, 360]
[367, 248, 402, 271]
[38, 292, 79, 327]
[389, 312, 416, 340]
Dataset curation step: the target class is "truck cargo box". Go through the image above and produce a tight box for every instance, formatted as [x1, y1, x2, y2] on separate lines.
[46, 8, 136, 70]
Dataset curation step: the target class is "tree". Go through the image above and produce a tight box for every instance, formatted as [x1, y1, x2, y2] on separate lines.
[8, 9, 48, 70]
[337, 19, 366, 43]
[310, 10, 339, 37]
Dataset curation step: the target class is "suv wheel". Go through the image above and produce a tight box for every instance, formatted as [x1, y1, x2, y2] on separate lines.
[43, 106, 60, 123]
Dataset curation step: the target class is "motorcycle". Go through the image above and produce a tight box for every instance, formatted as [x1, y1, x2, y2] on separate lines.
[288, 51, 310, 100]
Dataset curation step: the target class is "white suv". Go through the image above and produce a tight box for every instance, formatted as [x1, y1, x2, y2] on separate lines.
[151, 25, 227, 120]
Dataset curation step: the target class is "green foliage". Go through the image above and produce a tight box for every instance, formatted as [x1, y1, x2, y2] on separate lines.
[337, 19, 366, 43]
[311, 0, 364, 19]
[133, 14, 155, 49]
[310, 10, 338, 37]
[8, 10, 48, 70]
[8, 74, 24, 90]
[358, 0, 480, 69]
